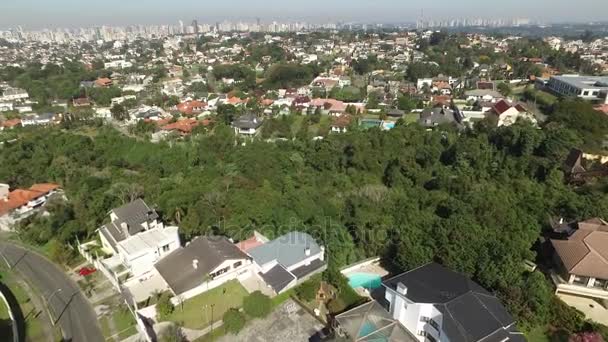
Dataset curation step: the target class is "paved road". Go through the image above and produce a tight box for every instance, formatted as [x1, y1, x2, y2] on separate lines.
[0, 241, 104, 342]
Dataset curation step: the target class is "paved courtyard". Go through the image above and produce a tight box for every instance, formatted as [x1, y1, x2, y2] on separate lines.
[218, 299, 324, 342]
[240, 273, 275, 296]
[558, 294, 608, 325]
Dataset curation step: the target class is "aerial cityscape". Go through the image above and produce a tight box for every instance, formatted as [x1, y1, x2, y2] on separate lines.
[0, 1, 608, 342]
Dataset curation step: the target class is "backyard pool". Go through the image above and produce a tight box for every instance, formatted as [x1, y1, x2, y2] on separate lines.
[347, 273, 383, 290]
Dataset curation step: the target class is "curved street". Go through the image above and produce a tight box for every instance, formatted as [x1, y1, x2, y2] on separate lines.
[0, 241, 104, 342]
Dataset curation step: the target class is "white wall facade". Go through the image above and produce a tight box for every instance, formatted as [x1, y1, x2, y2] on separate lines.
[173, 259, 253, 301]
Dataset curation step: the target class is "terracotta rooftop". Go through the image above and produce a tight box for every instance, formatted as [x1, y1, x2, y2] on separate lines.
[551, 218, 608, 280]
[0, 183, 60, 216]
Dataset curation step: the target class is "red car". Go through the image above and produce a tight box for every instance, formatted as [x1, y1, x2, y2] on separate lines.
[78, 267, 97, 277]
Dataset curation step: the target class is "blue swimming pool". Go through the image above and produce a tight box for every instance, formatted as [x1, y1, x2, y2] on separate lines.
[347, 272, 383, 290]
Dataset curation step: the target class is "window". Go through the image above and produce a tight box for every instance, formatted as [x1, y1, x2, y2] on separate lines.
[233, 261, 243, 269]
[426, 335, 437, 342]
[573, 275, 589, 286]
[162, 244, 170, 252]
[593, 278, 608, 290]
[211, 266, 230, 279]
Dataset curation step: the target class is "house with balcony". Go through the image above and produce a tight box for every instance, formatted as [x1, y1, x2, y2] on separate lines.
[0, 183, 62, 231]
[98, 199, 180, 279]
[383, 263, 524, 342]
[550, 218, 608, 300]
[154, 236, 254, 300]
[232, 114, 263, 136]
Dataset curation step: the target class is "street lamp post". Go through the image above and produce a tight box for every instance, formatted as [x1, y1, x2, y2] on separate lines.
[210, 304, 215, 335]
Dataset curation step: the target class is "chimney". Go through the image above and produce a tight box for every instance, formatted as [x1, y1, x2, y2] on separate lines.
[120, 222, 129, 237]
[305, 247, 311, 256]
[397, 282, 408, 296]
[192, 259, 199, 269]
[0, 184, 9, 201]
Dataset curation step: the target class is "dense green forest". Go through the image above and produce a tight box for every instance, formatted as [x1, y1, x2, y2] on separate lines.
[2, 99, 608, 335]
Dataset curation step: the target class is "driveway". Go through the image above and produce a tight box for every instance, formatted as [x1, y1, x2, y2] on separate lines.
[0, 242, 104, 342]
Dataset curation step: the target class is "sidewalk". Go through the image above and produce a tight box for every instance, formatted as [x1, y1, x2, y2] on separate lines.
[121, 320, 224, 342]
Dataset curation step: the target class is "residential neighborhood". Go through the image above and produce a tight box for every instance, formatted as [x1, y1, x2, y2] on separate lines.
[1, 3, 608, 342]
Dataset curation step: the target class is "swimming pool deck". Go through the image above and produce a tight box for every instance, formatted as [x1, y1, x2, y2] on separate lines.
[341, 258, 390, 278]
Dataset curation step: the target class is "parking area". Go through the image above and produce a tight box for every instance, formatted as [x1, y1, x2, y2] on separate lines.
[558, 294, 608, 325]
[217, 299, 324, 342]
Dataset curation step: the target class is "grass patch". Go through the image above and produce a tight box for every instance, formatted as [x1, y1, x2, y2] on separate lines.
[271, 289, 295, 308]
[403, 113, 420, 124]
[99, 316, 112, 340]
[165, 280, 248, 330]
[525, 326, 550, 342]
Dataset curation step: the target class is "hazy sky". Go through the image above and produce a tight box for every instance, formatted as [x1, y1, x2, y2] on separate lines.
[1, 0, 606, 29]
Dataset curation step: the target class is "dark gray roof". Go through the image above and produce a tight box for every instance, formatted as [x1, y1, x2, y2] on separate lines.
[232, 114, 263, 130]
[248, 231, 322, 269]
[290, 258, 326, 279]
[155, 236, 250, 295]
[111, 199, 159, 236]
[418, 107, 462, 128]
[383, 263, 519, 342]
[259, 265, 295, 293]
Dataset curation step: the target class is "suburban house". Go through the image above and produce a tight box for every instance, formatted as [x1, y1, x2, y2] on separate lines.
[0, 118, 21, 130]
[550, 218, 608, 300]
[464, 89, 505, 103]
[98, 199, 180, 278]
[0, 183, 62, 231]
[488, 100, 537, 127]
[232, 114, 263, 136]
[247, 231, 327, 294]
[0, 88, 29, 102]
[383, 263, 524, 342]
[21, 113, 58, 126]
[418, 106, 463, 129]
[95, 78, 113, 88]
[331, 115, 353, 133]
[154, 236, 254, 299]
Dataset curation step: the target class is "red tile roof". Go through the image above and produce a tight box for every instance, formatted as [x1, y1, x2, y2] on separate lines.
[0, 183, 60, 216]
[1, 119, 21, 128]
[236, 236, 265, 252]
[161, 118, 200, 134]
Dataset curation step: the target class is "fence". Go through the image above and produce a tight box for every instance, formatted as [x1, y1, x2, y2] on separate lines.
[76, 241, 121, 290]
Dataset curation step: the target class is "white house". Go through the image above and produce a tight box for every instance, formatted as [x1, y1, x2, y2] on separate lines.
[20, 113, 57, 126]
[0, 183, 62, 231]
[383, 263, 524, 342]
[104, 60, 133, 69]
[247, 231, 327, 294]
[464, 89, 505, 103]
[0, 88, 29, 102]
[154, 236, 254, 300]
[490, 100, 537, 127]
[99, 199, 181, 279]
[232, 114, 263, 136]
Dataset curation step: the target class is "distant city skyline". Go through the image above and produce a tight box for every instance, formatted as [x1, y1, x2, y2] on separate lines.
[0, 0, 606, 30]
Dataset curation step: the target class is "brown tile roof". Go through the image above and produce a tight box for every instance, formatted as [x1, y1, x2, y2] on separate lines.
[0, 183, 60, 216]
[552, 218, 608, 279]
[1, 119, 21, 128]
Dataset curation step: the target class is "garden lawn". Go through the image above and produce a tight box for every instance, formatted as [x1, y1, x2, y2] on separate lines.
[165, 280, 248, 330]
[525, 326, 550, 342]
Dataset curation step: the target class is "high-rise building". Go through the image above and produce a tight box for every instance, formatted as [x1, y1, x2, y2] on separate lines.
[192, 20, 199, 33]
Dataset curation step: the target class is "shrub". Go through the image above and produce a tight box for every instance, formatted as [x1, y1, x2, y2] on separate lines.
[295, 276, 321, 302]
[223, 308, 246, 335]
[156, 292, 175, 320]
[159, 324, 186, 342]
[243, 291, 272, 318]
